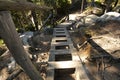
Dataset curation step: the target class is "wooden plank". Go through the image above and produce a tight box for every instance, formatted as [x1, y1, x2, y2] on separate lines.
[52, 37, 67, 41]
[48, 61, 79, 69]
[48, 22, 90, 80]
[47, 61, 90, 80]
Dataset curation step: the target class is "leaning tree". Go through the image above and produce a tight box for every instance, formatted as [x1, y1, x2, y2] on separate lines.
[0, 0, 50, 80]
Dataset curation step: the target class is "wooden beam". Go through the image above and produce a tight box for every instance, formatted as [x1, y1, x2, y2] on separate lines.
[0, 0, 51, 11]
[0, 11, 43, 80]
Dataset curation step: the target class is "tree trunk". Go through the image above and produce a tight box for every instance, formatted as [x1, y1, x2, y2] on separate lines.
[104, 0, 113, 13]
[27, 0, 39, 30]
[0, 11, 43, 80]
[31, 10, 39, 30]
[81, 0, 84, 13]
[91, 0, 95, 7]
[114, 0, 118, 7]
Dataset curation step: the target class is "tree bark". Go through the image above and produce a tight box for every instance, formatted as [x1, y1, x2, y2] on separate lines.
[31, 10, 39, 30]
[0, 11, 43, 80]
[27, 0, 39, 30]
[91, 0, 95, 7]
[114, 0, 118, 7]
[81, 0, 84, 13]
[0, 0, 51, 11]
[104, 0, 113, 12]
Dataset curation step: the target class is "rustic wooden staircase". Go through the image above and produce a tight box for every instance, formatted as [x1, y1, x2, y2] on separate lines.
[47, 22, 90, 80]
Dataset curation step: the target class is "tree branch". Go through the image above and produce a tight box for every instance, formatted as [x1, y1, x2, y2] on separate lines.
[0, 0, 51, 11]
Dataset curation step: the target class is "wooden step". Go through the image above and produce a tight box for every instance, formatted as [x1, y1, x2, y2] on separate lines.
[47, 25, 90, 80]
[48, 61, 79, 69]
[47, 61, 90, 80]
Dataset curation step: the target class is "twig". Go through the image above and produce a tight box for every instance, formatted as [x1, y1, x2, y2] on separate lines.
[6, 69, 23, 80]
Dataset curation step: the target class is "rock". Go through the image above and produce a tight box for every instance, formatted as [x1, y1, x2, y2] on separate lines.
[92, 7, 103, 16]
[84, 14, 99, 26]
[93, 35, 120, 55]
[73, 21, 84, 29]
[20, 31, 33, 45]
[114, 6, 120, 13]
[30, 35, 42, 48]
[7, 57, 16, 73]
[69, 14, 78, 21]
[43, 28, 53, 35]
[116, 16, 120, 21]
[100, 12, 120, 21]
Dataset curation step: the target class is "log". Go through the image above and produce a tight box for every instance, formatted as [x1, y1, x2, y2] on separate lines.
[0, 0, 51, 11]
[0, 11, 43, 80]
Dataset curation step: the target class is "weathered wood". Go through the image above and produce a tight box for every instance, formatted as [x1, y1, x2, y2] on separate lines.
[48, 61, 79, 69]
[0, 0, 51, 11]
[48, 26, 90, 80]
[0, 11, 43, 80]
[40, 13, 53, 31]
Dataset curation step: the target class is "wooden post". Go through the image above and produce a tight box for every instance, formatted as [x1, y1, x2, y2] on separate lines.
[0, 11, 43, 80]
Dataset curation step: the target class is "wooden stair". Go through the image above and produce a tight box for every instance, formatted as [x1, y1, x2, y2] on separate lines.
[47, 23, 90, 80]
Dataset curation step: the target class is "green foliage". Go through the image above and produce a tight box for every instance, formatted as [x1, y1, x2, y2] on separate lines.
[11, 0, 72, 32]
[0, 39, 4, 46]
[56, 0, 71, 14]
[25, 24, 35, 31]
[57, 0, 70, 8]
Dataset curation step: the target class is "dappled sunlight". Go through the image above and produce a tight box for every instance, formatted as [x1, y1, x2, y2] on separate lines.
[55, 62, 72, 68]
[80, 55, 88, 62]
[106, 66, 119, 73]
[49, 61, 76, 69]
[79, 44, 91, 62]
[94, 35, 120, 51]
[0, 68, 8, 80]
[93, 35, 120, 59]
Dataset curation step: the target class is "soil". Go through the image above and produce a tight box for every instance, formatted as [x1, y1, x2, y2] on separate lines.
[0, 33, 52, 80]
[70, 20, 120, 80]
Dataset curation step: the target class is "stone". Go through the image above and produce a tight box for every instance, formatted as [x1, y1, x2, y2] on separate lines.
[100, 12, 120, 21]
[20, 31, 33, 45]
[84, 14, 99, 26]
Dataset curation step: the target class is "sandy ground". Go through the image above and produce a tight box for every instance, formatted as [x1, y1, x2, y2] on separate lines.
[70, 20, 120, 80]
